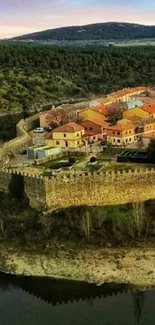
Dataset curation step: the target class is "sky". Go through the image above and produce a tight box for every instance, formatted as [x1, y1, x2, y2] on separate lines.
[1, 0, 155, 38]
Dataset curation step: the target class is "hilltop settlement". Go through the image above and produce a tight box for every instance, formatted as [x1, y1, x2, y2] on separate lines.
[2, 85, 155, 174]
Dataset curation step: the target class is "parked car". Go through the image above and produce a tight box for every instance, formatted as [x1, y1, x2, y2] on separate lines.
[33, 127, 45, 133]
[43, 126, 52, 132]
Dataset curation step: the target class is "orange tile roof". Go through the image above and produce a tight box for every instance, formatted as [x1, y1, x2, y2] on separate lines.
[53, 122, 84, 133]
[126, 116, 143, 122]
[107, 123, 135, 131]
[143, 103, 155, 114]
[111, 87, 148, 99]
[84, 131, 98, 136]
[80, 118, 109, 127]
[92, 104, 107, 116]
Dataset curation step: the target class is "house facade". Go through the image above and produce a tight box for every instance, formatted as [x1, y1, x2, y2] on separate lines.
[79, 118, 109, 143]
[107, 123, 135, 146]
[47, 122, 85, 149]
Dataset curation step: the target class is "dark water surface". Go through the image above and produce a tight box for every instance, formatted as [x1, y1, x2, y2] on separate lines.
[0, 274, 154, 325]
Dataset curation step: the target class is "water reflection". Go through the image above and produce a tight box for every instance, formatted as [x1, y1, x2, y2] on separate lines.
[0, 273, 129, 305]
[0, 273, 152, 325]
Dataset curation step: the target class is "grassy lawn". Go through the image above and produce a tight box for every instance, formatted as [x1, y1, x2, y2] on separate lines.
[87, 160, 104, 171]
[43, 155, 86, 170]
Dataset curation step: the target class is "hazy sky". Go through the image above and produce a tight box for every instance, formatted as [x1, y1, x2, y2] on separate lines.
[1, 0, 155, 38]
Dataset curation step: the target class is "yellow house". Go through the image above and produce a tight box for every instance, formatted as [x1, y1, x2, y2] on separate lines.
[79, 108, 105, 121]
[123, 107, 150, 119]
[47, 122, 85, 149]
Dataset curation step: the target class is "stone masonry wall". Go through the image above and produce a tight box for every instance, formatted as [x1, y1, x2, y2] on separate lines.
[0, 169, 46, 210]
[0, 114, 39, 163]
[0, 168, 155, 211]
[45, 168, 155, 210]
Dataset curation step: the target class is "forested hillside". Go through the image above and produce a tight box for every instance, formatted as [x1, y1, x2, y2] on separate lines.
[0, 43, 155, 139]
[13, 22, 155, 41]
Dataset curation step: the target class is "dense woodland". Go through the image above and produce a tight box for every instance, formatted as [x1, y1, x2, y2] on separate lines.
[14, 22, 155, 41]
[0, 43, 155, 139]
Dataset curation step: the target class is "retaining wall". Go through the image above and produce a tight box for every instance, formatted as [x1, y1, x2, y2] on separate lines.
[0, 167, 155, 211]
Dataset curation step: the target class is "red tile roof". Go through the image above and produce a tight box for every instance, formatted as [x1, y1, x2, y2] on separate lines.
[84, 131, 98, 136]
[111, 87, 148, 99]
[143, 103, 155, 114]
[53, 122, 84, 133]
[92, 104, 107, 115]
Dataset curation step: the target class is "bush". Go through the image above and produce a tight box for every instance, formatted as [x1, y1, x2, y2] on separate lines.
[69, 157, 76, 164]
[90, 156, 96, 163]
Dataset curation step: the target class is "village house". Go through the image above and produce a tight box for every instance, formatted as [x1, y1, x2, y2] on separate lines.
[133, 118, 155, 141]
[79, 118, 109, 144]
[78, 106, 105, 121]
[110, 87, 148, 104]
[123, 106, 150, 119]
[111, 89, 132, 103]
[107, 123, 135, 146]
[142, 103, 155, 118]
[47, 122, 85, 149]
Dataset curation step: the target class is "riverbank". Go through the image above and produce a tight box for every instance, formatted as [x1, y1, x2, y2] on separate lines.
[1, 242, 155, 287]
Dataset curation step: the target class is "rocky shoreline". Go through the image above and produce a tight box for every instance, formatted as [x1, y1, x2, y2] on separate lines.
[1, 243, 155, 287]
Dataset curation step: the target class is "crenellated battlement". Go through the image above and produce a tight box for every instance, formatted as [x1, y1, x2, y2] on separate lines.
[0, 166, 155, 211]
[1, 166, 155, 181]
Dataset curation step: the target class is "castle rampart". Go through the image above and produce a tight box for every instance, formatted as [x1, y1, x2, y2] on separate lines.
[0, 114, 39, 162]
[0, 167, 155, 210]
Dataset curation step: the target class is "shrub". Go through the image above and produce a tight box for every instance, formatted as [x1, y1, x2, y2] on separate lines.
[90, 156, 96, 163]
[69, 157, 76, 164]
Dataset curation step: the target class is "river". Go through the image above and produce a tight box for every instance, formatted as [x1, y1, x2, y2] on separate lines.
[0, 273, 154, 325]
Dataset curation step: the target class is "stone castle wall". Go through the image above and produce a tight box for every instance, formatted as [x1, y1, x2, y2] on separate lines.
[0, 114, 39, 162]
[0, 167, 155, 211]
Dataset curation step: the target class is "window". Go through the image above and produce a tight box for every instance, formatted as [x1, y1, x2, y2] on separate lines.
[129, 131, 131, 134]
[126, 139, 128, 142]
[117, 139, 120, 143]
[64, 134, 66, 137]
[85, 127, 87, 131]
[89, 128, 93, 131]
[117, 132, 120, 135]
[113, 138, 115, 142]
[93, 136, 96, 140]
[113, 131, 115, 135]
[77, 141, 79, 145]
[77, 133, 79, 137]
[56, 141, 60, 145]
[129, 138, 131, 141]
[126, 131, 128, 134]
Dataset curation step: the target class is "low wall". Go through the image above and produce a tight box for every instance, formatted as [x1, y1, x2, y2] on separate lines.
[0, 114, 39, 162]
[0, 167, 155, 211]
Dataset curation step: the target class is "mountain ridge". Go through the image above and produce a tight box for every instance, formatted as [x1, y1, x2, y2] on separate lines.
[11, 22, 155, 41]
